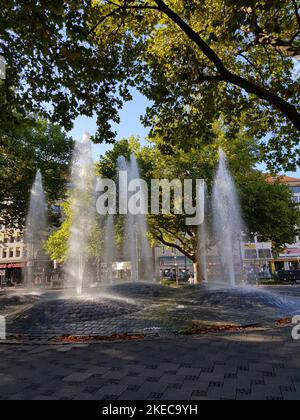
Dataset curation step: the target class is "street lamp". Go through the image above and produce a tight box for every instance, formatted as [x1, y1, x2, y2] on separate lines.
[174, 249, 179, 286]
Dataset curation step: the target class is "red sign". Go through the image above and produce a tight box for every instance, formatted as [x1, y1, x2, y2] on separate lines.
[0, 263, 25, 269]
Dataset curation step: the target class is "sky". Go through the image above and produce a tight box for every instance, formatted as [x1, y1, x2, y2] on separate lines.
[68, 89, 300, 178]
[68, 89, 150, 160]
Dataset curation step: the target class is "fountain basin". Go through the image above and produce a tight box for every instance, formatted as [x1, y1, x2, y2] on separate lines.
[3, 284, 300, 340]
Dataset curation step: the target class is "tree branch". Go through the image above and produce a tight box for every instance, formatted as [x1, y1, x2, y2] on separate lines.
[87, 1, 158, 37]
[105, 0, 158, 10]
[198, 74, 224, 84]
[154, 0, 300, 131]
[86, 0, 300, 130]
[152, 227, 195, 261]
[292, 0, 300, 30]
[87, 7, 122, 36]
[237, 53, 266, 84]
[255, 33, 300, 59]
[290, 30, 300, 43]
[158, 225, 188, 247]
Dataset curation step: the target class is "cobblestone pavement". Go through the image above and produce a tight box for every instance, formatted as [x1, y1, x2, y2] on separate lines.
[0, 325, 300, 400]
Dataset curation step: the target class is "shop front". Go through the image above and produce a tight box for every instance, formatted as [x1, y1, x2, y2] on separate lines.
[274, 248, 300, 271]
[0, 262, 25, 286]
[159, 256, 193, 280]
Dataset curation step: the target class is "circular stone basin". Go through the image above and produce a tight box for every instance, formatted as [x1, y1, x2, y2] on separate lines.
[107, 282, 177, 300]
[194, 287, 300, 313]
[0, 293, 42, 309]
[12, 297, 142, 325]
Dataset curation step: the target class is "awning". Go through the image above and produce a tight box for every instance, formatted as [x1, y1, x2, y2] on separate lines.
[0, 263, 25, 269]
[281, 249, 300, 257]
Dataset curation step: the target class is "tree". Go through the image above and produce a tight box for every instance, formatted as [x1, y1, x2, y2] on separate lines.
[238, 172, 300, 256]
[46, 200, 106, 264]
[98, 129, 300, 282]
[0, 0, 135, 142]
[0, 108, 74, 227]
[46, 130, 299, 280]
[1, 1, 300, 169]
[45, 202, 72, 263]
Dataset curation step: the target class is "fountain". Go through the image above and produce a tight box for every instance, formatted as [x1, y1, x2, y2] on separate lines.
[65, 132, 95, 295]
[198, 182, 208, 283]
[8, 136, 300, 344]
[103, 214, 116, 284]
[117, 154, 153, 282]
[212, 149, 244, 286]
[130, 154, 154, 280]
[23, 170, 48, 288]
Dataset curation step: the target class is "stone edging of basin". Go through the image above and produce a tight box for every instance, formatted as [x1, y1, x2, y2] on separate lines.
[0, 318, 292, 346]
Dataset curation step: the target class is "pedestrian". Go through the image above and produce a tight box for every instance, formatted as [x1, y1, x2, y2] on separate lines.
[188, 273, 194, 285]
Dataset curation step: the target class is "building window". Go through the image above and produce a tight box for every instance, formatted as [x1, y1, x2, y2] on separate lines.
[291, 186, 300, 194]
[16, 247, 21, 258]
[258, 249, 272, 259]
[2, 249, 7, 259]
[256, 236, 262, 243]
[246, 234, 256, 243]
[244, 249, 258, 259]
[292, 196, 300, 203]
[9, 248, 14, 258]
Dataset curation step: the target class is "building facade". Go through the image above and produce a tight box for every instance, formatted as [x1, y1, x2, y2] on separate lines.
[242, 176, 300, 274]
[155, 176, 300, 279]
[0, 223, 25, 286]
[1, 176, 299, 285]
[154, 246, 193, 279]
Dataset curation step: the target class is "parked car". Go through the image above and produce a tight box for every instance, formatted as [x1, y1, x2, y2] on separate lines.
[179, 271, 189, 282]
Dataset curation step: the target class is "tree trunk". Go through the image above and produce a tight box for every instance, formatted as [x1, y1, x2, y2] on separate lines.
[193, 261, 203, 284]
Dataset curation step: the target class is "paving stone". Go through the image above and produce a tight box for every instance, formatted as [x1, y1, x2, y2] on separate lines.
[166, 383, 183, 390]
[120, 376, 146, 386]
[160, 374, 187, 384]
[250, 385, 282, 400]
[162, 390, 194, 400]
[63, 372, 93, 383]
[95, 384, 128, 399]
[177, 368, 201, 376]
[148, 392, 163, 400]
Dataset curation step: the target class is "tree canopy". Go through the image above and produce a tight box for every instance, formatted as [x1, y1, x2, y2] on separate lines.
[1, 1, 300, 170]
[98, 129, 299, 268]
[0, 95, 74, 227]
[46, 125, 299, 282]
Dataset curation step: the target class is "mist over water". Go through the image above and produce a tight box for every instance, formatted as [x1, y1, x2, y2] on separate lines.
[212, 150, 244, 286]
[117, 155, 153, 282]
[198, 182, 208, 283]
[129, 154, 154, 282]
[103, 214, 116, 284]
[65, 133, 95, 295]
[24, 170, 48, 288]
